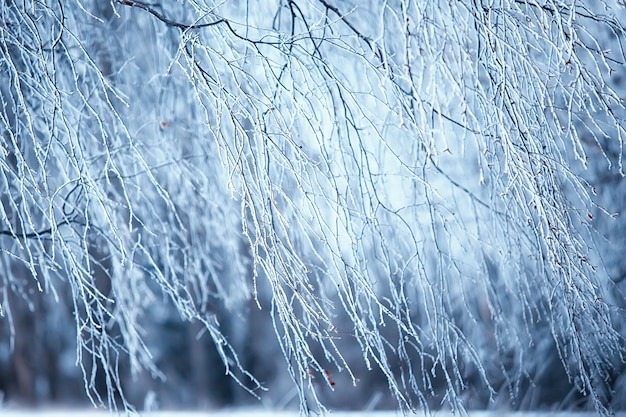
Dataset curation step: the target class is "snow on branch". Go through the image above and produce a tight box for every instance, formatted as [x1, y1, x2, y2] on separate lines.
[1, 0, 625, 415]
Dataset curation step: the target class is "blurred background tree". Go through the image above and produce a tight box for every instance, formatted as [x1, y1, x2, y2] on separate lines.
[1, 0, 626, 415]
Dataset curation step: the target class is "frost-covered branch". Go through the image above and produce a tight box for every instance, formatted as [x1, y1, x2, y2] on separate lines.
[1, 0, 626, 415]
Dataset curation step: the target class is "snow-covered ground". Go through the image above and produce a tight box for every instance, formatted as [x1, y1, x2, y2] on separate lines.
[0, 411, 623, 417]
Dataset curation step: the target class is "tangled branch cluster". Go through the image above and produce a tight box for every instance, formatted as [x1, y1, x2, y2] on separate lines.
[1, 0, 625, 414]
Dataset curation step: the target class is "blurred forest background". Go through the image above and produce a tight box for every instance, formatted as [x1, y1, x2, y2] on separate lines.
[2, 0, 626, 415]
